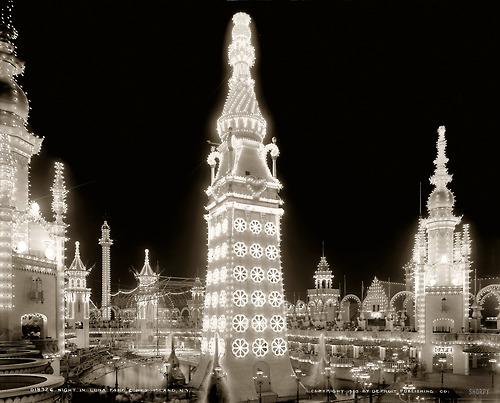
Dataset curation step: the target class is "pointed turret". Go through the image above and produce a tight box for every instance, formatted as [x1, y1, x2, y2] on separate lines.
[136, 249, 158, 287]
[68, 241, 86, 272]
[313, 255, 334, 290]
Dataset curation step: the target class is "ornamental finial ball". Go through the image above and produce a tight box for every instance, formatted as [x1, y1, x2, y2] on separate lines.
[232, 12, 252, 41]
[438, 125, 446, 136]
[232, 12, 251, 27]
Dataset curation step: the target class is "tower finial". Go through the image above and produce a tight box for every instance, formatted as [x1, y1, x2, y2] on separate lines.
[75, 241, 80, 259]
[430, 125, 452, 189]
[144, 249, 149, 265]
[51, 162, 68, 223]
[322, 240, 325, 257]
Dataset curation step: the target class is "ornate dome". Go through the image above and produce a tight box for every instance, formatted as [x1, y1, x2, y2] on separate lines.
[427, 188, 454, 209]
[0, 76, 28, 120]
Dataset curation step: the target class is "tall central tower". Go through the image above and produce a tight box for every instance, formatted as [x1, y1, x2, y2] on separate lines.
[99, 221, 113, 321]
[197, 12, 295, 401]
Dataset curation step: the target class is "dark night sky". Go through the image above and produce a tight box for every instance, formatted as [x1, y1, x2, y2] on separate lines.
[11, 1, 500, 303]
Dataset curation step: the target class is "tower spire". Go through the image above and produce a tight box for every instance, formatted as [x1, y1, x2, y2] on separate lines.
[99, 221, 113, 321]
[51, 162, 68, 223]
[430, 126, 452, 190]
[217, 12, 266, 142]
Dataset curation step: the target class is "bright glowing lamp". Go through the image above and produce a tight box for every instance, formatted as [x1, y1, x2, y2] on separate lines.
[45, 247, 56, 260]
[15, 241, 28, 254]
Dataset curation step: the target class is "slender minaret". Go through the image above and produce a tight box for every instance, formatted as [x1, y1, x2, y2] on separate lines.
[99, 221, 113, 321]
[193, 13, 295, 401]
[65, 241, 91, 348]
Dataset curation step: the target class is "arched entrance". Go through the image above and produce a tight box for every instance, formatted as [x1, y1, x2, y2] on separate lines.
[21, 313, 47, 339]
[340, 294, 361, 323]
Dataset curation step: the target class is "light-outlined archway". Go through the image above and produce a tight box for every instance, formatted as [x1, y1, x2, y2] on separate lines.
[340, 294, 361, 322]
[476, 285, 500, 306]
[390, 291, 415, 311]
[21, 313, 47, 339]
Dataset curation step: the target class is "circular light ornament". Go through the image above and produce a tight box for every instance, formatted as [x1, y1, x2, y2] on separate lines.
[234, 242, 247, 257]
[267, 268, 280, 283]
[271, 337, 287, 356]
[250, 267, 265, 283]
[250, 243, 263, 259]
[233, 290, 248, 307]
[252, 338, 269, 357]
[233, 266, 247, 282]
[232, 338, 249, 358]
[217, 315, 226, 332]
[219, 290, 227, 307]
[232, 314, 249, 332]
[270, 315, 285, 332]
[211, 292, 219, 308]
[249, 220, 262, 234]
[268, 291, 283, 307]
[265, 245, 278, 260]
[210, 315, 217, 331]
[251, 290, 266, 307]
[264, 222, 276, 236]
[234, 218, 247, 232]
[251, 315, 267, 332]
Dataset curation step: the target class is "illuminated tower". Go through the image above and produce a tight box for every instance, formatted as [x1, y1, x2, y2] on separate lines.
[196, 13, 295, 401]
[307, 254, 340, 322]
[419, 126, 471, 375]
[99, 221, 113, 321]
[134, 249, 158, 346]
[65, 241, 91, 348]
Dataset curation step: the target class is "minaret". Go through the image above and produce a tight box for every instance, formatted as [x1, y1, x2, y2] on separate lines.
[99, 221, 113, 321]
[65, 241, 91, 348]
[420, 126, 471, 375]
[194, 13, 295, 401]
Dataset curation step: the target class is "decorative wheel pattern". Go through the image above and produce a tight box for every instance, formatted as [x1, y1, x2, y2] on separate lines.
[210, 315, 217, 331]
[219, 290, 227, 307]
[233, 218, 247, 232]
[233, 266, 248, 282]
[252, 338, 269, 357]
[250, 267, 265, 283]
[264, 222, 276, 236]
[250, 243, 263, 258]
[234, 242, 247, 257]
[232, 338, 249, 358]
[251, 315, 267, 332]
[220, 267, 227, 282]
[232, 314, 249, 332]
[206, 271, 212, 286]
[265, 245, 278, 260]
[271, 337, 287, 356]
[268, 291, 283, 307]
[267, 268, 281, 283]
[217, 315, 226, 332]
[211, 292, 219, 308]
[202, 315, 209, 332]
[251, 290, 266, 307]
[233, 290, 248, 307]
[250, 220, 262, 234]
[212, 268, 220, 284]
[270, 315, 285, 332]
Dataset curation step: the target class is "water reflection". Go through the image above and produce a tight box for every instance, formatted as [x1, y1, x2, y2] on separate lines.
[94, 362, 165, 389]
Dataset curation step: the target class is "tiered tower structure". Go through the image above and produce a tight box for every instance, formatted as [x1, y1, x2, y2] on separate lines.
[195, 12, 295, 401]
[99, 221, 113, 321]
[65, 241, 91, 348]
[307, 254, 340, 322]
[135, 249, 158, 345]
[0, 1, 67, 371]
[416, 126, 472, 374]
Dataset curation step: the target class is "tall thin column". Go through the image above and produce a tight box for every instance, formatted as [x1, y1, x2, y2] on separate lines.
[99, 221, 113, 321]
